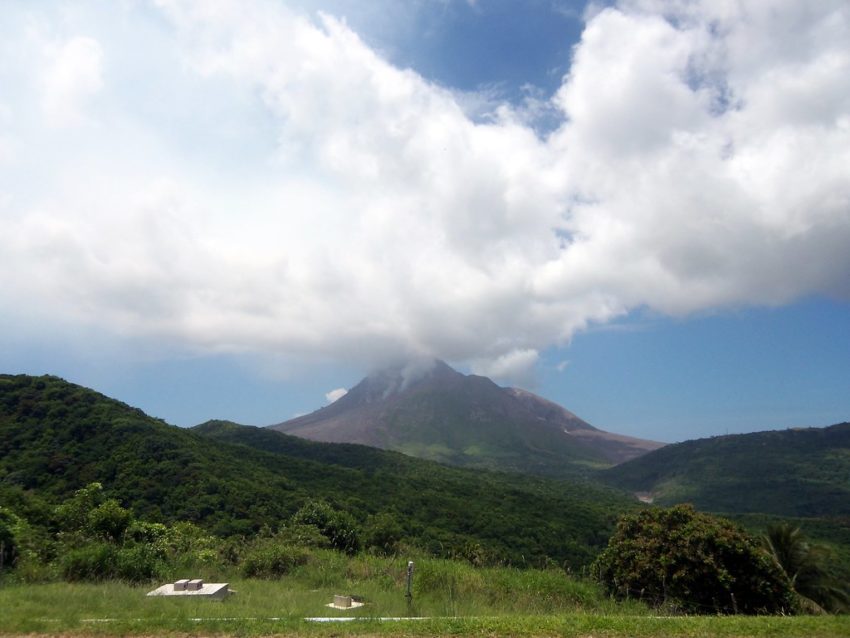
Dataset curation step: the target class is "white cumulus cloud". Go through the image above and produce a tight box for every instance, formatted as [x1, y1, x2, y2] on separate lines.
[0, 0, 848, 376]
[325, 387, 348, 403]
[41, 35, 104, 127]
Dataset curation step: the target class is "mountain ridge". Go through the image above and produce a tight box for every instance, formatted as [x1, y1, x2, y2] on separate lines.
[271, 359, 664, 476]
[601, 422, 850, 517]
[0, 373, 634, 566]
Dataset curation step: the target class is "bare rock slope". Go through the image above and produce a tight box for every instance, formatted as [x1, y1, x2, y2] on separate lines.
[270, 360, 663, 477]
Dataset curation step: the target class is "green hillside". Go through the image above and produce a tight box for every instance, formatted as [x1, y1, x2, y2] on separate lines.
[601, 423, 850, 517]
[0, 374, 635, 567]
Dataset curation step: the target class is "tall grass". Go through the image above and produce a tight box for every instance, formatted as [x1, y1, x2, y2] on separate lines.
[2, 551, 849, 636]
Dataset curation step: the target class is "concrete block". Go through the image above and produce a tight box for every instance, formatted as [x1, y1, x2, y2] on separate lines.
[173, 579, 190, 591]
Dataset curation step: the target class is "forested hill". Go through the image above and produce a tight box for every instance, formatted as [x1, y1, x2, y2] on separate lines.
[601, 423, 850, 517]
[0, 374, 635, 567]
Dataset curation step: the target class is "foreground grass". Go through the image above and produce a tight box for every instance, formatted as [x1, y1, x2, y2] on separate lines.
[1, 554, 848, 637]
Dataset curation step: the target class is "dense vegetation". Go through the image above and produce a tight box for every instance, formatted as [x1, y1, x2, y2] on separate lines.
[601, 423, 850, 517]
[763, 522, 850, 614]
[3, 373, 848, 620]
[593, 505, 794, 614]
[0, 374, 634, 568]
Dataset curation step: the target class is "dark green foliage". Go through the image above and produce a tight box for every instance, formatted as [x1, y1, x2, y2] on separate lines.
[241, 539, 311, 578]
[194, 419, 634, 568]
[60, 541, 161, 583]
[594, 505, 794, 615]
[291, 500, 361, 554]
[60, 542, 118, 582]
[0, 507, 18, 570]
[87, 500, 133, 542]
[600, 425, 850, 591]
[0, 374, 636, 568]
[114, 544, 164, 583]
[0, 376, 296, 534]
[764, 523, 849, 614]
[54, 482, 105, 534]
[602, 424, 850, 518]
[364, 512, 403, 555]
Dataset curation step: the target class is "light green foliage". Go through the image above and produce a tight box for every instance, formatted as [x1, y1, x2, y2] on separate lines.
[594, 504, 794, 614]
[87, 499, 133, 541]
[54, 482, 105, 537]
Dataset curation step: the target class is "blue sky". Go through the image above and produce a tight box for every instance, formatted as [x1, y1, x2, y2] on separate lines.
[1, 0, 848, 443]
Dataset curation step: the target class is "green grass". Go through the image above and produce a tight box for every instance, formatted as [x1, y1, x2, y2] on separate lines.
[2, 553, 849, 637]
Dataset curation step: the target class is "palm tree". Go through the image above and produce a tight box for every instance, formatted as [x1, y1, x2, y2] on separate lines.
[763, 523, 849, 614]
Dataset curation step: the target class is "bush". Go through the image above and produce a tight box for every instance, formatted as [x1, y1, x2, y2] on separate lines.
[593, 504, 793, 614]
[54, 483, 104, 535]
[291, 500, 361, 554]
[60, 542, 118, 581]
[276, 523, 331, 549]
[364, 512, 403, 556]
[241, 540, 311, 579]
[115, 544, 163, 583]
[87, 499, 133, 542]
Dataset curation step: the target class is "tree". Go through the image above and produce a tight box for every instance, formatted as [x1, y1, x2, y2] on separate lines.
[364, 512, 403, 556]
[87, 500, 133, 542]
[0, 507, 19, 570]
[763, 523, 849, 614]
[54, 483, 133, 543]
[593, 505, 793, 614]
[291, 500, 361, 554]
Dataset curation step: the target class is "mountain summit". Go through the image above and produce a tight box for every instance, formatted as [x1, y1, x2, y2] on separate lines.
[270, 360, 663, 477]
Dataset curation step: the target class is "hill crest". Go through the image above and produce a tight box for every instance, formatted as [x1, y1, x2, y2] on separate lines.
[602, 421, 850, 517]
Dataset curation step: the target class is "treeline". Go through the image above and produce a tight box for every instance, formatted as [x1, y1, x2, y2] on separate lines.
[0, 374, 632, 568]
[0, 481, 401, 582]
[3, 483, 847, 616]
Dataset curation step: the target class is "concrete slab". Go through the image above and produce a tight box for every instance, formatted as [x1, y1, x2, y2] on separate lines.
[147, 581, 231, 600]
[326, 595, 365, 610]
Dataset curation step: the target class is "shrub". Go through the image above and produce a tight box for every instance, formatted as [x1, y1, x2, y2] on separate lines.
[593, 504, 793, 614]
[276, 523, 331, 549]
[241, 540, 311, 579]
[115, 544, 163, 583]
[291, 500, 361, 554]
[364, 512, 403, 556]
[87, 499, 133, 542]
[54, 482, 104, 535]
[0, 507, 19, 570]
[60, 542, 118, 581]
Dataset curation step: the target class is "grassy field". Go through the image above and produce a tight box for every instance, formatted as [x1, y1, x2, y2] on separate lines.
[1, 554, 849, 637]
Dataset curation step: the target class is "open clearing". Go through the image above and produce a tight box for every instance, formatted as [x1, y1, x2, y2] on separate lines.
[1, 581, 848, 637]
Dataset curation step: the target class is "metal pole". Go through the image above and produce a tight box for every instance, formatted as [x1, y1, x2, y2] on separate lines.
[405, 561, 414, 603]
